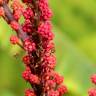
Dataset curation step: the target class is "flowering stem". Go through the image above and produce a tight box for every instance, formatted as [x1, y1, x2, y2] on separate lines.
[0, 0, 68, 96]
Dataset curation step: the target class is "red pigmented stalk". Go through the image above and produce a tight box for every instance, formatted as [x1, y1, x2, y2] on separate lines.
[2, 2, 27, 41]
[0, 0, 67, 96]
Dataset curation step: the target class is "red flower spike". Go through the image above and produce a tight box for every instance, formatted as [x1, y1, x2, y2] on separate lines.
[10, 35, 19, 45]
[0, 0, 68, 96]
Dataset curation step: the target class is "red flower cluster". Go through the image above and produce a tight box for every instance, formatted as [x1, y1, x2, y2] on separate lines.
[10, 35, 19, 44]
[10, 21, 19, 31]
[25, 89, 36, 96]
[0, 0, 67, 96]
[88, 88, 96, 96]
[88, 74, 96, 96]
[38, 21, 54, 40]
[39, 0, 53, 20]
[91, 74, 96, 85]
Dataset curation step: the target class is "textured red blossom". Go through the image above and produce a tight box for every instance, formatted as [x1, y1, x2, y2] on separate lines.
[91, 74, 96, 85]
[57, 85, 68, 95]
[43, 80, 55, 92]
[22, 20, 33, 33]
[23, 7, 34, 19]
[22, 67, 31, 81]
[38, 21, 54, 40]
[10, 35, 19, 44]
[13, 10, 22, 21]
[12, 0, 24, 12]
[25, 89, 36, 96]
[23, 55, 31, 65]
[24, 39, 36, 52]
[10, 21, 19, 30]
[43, 55, 56, 69]
[88, 88, 96, 96]
[53, 73, 64, 85]
[48, 90, 59, 96]
[39, 0, 53, 20]
[29, 74, 40, 84]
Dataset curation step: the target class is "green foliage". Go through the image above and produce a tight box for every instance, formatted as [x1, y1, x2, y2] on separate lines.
[0, 0, 96, 96]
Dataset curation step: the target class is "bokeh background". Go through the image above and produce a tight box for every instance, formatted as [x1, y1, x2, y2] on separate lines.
[0, 0, 96, 96]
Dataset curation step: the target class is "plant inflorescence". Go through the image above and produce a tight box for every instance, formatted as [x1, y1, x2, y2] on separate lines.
[0, 0, 67, 96]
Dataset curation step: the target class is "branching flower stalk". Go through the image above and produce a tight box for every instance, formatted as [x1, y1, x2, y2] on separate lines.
[0, 0, 67, 96]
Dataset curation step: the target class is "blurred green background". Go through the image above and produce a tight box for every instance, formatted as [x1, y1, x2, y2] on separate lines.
[0, 0, 96, 96]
